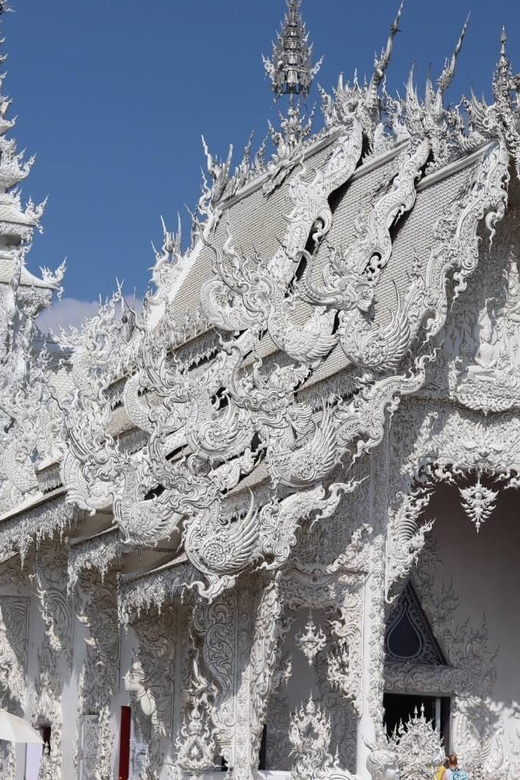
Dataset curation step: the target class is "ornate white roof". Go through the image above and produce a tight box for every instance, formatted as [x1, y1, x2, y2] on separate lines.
[0, 4, 519, 607]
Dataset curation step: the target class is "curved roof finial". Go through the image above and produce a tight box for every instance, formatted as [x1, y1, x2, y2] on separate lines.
[262, 0, 322, 103]
[437, 13, 470, 96]
[367, 0, 405, 107]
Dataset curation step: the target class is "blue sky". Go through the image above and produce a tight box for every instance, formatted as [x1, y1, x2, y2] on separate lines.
[6, 0, 520, 324]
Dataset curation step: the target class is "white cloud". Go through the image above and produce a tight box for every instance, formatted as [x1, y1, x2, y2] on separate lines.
[37, 298, 102, 333]
[37, 296, 144, 334]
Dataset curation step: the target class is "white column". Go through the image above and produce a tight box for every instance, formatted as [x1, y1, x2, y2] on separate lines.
[356, 576, 377, 777]
[356, 444, 389, 779]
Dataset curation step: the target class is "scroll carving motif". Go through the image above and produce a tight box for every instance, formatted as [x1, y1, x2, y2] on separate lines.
[125, 606, 176, 738]
[0, 595, 28, 711]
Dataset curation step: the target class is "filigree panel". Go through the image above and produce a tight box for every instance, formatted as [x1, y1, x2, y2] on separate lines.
[0, 595, 28, 711]
[32, 539, 74, 669]
[125, 605, 176, 739]
[76, 569, 120, 714]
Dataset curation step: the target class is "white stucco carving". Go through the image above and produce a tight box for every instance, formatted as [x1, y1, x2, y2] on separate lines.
[0, 3, 518, 779]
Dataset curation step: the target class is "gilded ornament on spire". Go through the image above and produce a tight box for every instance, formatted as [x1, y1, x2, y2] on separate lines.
[263, 0, 322, 101]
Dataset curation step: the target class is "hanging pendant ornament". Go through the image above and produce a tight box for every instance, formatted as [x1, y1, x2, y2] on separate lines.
[459, 477, 499, 532]
[295, 612, 327, 665]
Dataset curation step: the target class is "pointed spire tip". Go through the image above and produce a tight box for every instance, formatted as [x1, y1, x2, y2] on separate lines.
[500, 26, 508, 56]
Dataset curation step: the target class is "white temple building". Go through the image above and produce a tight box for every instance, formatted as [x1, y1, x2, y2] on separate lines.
[1, 1, 520, 778]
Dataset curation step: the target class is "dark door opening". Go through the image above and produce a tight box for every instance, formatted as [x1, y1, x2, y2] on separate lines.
[383, 693, 450, 751]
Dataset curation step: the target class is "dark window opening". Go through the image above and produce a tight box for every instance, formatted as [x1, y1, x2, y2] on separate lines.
[40, 725, 51, 751]
[383, 693, 450, 750]
[258, 725, 267, 770]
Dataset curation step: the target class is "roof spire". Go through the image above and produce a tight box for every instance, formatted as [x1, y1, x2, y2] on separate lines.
[500, 26, 508, 62]
[263, 0, 322, 103]
[493, 25, 513, 102]
[0, 1, 62, 293]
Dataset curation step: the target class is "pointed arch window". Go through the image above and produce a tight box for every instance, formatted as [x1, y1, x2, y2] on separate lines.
[385, 582, 446, 665]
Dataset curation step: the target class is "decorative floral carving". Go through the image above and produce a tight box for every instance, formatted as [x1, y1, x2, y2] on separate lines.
[125, 606, 176, 738]
[289, 696, 356, 780]
[76, 570, 120, 715]
[366, 745, 400, 780]
[295, 612, 327, 665]
[32, 540, 74, 669]
[77, 709, 114, 780]
[388, 706, 445, 780]
[69, 530, 128, 589]
[459, 478, 499, 532]
[118, 560, 197, 625]
[0, 496, 80, 565]
[0, 741, 16, 780]
[31, 638, 64, 780]
[176, 698, 216, 779]
[0, 3, 520, 779]
[0, 595, 28, 711]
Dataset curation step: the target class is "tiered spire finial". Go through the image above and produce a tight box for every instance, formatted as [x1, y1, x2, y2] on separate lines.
[263, 0, 322, 103]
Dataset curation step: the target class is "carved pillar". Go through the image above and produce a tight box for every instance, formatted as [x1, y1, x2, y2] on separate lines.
[201, 584, 256, 780]
[231, 585, 256, 780]
[194, 574, 284, 780]
[0, 594, 29, 714]
[249, 573, 284, 768]
[124, 605, 176, 776]
[76, 569, 120, 780]
[31, 539, 74, 780]
[194, 587, 238, 769]
[0, 559, 30, 780]
[356, 446, 389, 780]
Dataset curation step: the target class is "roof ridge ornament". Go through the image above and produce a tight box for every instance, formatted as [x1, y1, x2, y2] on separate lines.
[263, 0, 322, 104]
[492, 25, 520, 176]
[494, 26, 513, 97]
[367, 0, 405, 109]
[437, 13, 470, 96]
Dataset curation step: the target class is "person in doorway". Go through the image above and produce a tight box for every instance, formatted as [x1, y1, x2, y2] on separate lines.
[435, 758, 449, 780]
[441, 754, 468, 780]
